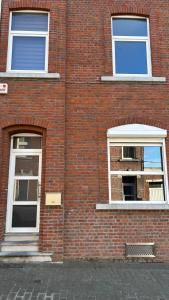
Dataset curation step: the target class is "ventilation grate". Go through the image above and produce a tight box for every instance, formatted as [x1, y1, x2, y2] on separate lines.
[125, 243, 155, 258]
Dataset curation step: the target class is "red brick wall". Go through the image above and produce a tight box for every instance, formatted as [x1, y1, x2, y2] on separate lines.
[64, 0, 169, 262]
[0, 0, 67, 261]
[0, 0, 169, 262]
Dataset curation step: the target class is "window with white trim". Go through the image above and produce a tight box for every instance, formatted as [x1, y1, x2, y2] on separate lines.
[7, 11, 49, 72]
[108, 124, 168, 203]
[112, 16, 151, 76]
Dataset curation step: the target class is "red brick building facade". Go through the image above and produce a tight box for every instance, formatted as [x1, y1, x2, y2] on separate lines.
[0, 0, 169, 262]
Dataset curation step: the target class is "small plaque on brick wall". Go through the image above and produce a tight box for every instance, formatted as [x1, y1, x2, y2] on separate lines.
[45, 192, 62, 206]
[0, 83, 8, 94]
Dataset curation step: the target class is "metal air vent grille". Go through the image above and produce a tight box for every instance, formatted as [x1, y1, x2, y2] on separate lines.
[125, 243, 155, 258]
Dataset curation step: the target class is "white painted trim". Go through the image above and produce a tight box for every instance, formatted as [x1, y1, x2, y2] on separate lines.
[0, 0, 2, 19]
[96, 203, 169, 210]
[111, 16, 152, 76]
[110, 171, 164, 175]
[7, 11, 49, 73]
[101, 76, 166, 82]
[107, 124, 167, 138]
[0, 72, 60, 78]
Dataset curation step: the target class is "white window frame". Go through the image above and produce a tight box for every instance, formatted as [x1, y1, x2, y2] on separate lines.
[107, 125, 168, 205]
[122, 146, 136, 160]
[7, 10, 50, 73]
[111, 16, 152, 77]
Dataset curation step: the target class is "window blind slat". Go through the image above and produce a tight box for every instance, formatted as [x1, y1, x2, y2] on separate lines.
[11, 37, 46, 71]
[12, 13, 48, 32]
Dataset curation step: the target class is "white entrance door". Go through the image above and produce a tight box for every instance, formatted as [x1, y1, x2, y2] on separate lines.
[6, 134, 42, 233]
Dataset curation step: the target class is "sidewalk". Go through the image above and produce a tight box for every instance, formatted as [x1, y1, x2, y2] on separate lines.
[0, 261, 169, 300]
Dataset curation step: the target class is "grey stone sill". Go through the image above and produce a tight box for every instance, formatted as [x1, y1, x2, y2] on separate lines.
[0, 72, 60, 79]
[101, 76, 166, 82]
[96, 203, 169, 210]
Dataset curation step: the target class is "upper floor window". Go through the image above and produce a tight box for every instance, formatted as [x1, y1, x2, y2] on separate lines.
[112, 16, 151, 76]
[7, 11, 49, 72]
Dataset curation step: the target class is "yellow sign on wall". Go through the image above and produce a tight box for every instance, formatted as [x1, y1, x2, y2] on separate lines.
[45, 193, 62, 206]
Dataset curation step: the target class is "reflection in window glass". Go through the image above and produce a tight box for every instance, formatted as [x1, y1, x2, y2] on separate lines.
[110, 146, 163, 171]
[123, 146, 136, 159]
[144, 147, 163, 171]
[15, 156, 39, 176]
[113, 18, 147, 36]
[13, 136, 42, 149]
[111, 175, 165, 201]
[14, 180, 38, 202]
[115, 41, 148, 74]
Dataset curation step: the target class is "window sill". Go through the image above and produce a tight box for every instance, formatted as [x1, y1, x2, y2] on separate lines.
[96, 203, 169, 210]
[0, 72, 60, 79]
[119, 159, 139, 162]
[101, 76, 166, 83]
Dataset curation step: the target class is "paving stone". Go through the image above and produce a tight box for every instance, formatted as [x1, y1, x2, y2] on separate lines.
[1, 262, 169, 300]
[23, 293, 32, 300]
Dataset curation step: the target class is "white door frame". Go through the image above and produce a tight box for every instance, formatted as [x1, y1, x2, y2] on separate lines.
[6, 134, 42, 233]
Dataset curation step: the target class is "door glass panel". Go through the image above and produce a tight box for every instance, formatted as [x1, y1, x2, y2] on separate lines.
[13, 136, 42, 149]
[15, 156, 39, 176]
[12, 205, 37, 227]
[14, 179, 38, 202]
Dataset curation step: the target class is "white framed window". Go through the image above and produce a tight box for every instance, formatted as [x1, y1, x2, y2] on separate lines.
[112, 16, 152, 76]
[7, 11, 49, 72]
[122, 146, 136, 160]
[107, 124, 168, 204]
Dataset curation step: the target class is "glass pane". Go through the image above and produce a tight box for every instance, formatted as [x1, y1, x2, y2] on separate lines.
[13, 136, 42, 149]
[111, 175, 165, 201]
[12, 205, 37, 227]
[14, 180, 38, 201]
[15, 156, 39, 176]
[12, 13, 48, 31]
[11, 36, 46, 71]
[113, 18, 147, 36]
[115, 41, 148, 74]
[123, 146, 136, 159]
[110, 146, 163, 171]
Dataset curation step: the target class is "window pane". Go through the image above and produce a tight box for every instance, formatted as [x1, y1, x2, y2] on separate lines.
[113, 18, 147, 36]
[123, 146, 136, 159]
[115, 41, 148, 74]
[111, 175, 165, 201]
[11, 36, 46, 71]
[13, 136, 42, 149]
[12, 205, 37, 227]
[12, 13, 48, 32]
[15, 156, 39, 176]
[110, 146, 163, 171]
[14, 180, 38, 202]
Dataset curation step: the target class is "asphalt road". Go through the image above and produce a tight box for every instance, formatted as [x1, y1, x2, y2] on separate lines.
[0, 261, 169, 300]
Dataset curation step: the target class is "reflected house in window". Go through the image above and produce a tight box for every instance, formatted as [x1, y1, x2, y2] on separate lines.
[108, 124, 166, 202]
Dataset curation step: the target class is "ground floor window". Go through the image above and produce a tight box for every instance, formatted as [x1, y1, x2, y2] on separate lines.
[107, 124, 168, 203]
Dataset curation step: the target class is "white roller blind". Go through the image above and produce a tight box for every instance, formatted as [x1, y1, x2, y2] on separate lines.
[11, 36, 46, 71]
[11, 12, 48, 32]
